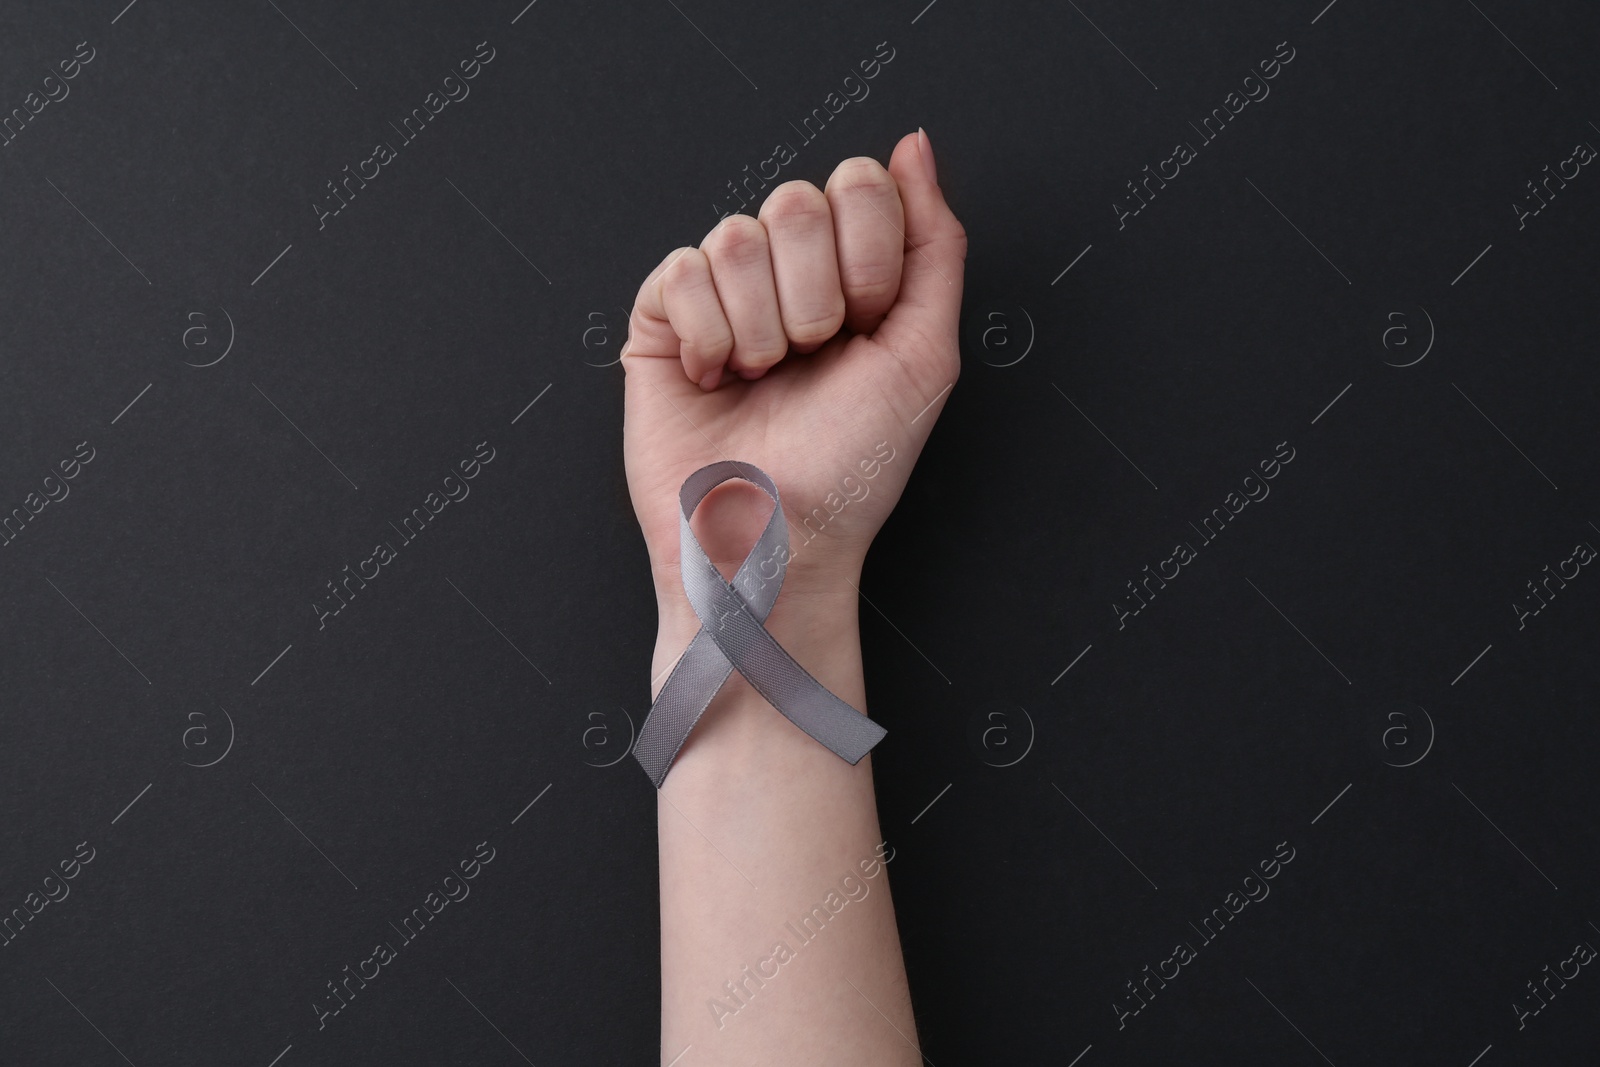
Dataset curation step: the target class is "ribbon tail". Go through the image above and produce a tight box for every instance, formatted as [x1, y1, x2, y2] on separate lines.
[695, 573, 888, 765]
[632, 625, 737, 788]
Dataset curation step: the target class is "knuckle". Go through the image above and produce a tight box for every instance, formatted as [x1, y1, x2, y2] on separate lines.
[785, 301, 845, 345]
[625, 308, 649, 341]
[659, 244, 697, 272]
[739, 320, 790, 356]
[682, 330, 733, 364]
[704, 214, 769, 264]
[734, 320, 787, 362]
[660, 246, 706, 287]
[827, 156, 894, 196]
[839, 258, 899, 298]
[759, 182, 830, 232]
[947, 221, 970, 260]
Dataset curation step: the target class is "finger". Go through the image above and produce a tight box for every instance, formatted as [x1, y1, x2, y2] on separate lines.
[758, 181, 844, 355]
[823, 156, 905, 335]
[630, 246, 734, 390]
[873, 129, 968, 361]
[621, 246, 694, 363]
[699, 214, 788, 379]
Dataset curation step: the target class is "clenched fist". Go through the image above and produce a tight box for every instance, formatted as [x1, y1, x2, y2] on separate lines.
[622, 129, 967, 649]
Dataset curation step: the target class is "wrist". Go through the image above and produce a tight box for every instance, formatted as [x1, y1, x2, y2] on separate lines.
[649, 581, 868, 794]
[648, 564, 864, 702]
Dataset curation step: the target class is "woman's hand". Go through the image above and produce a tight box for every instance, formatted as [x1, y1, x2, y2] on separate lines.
[621, 130, 967, 653]
[625, 131, 963, 1064]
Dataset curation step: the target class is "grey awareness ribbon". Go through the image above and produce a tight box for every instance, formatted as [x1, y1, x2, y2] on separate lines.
[633, 461, 887, 787]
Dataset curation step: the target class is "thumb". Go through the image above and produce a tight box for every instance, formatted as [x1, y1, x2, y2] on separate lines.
[875, 129, 968, 360]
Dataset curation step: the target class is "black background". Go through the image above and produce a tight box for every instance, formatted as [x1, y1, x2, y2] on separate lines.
[2, 0, 1598, 1064]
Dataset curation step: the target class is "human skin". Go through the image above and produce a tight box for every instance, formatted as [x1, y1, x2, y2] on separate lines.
[621, 129, 966, 1065]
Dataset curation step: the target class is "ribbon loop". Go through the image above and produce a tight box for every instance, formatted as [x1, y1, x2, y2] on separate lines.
[633, 461, 888, 788]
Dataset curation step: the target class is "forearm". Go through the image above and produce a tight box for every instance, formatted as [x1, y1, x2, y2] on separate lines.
[653, 588, 919, 1065]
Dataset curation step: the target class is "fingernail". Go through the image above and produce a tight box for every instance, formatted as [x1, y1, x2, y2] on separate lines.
[699, 368, 721, 391]
[917, 127, 937, 185]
